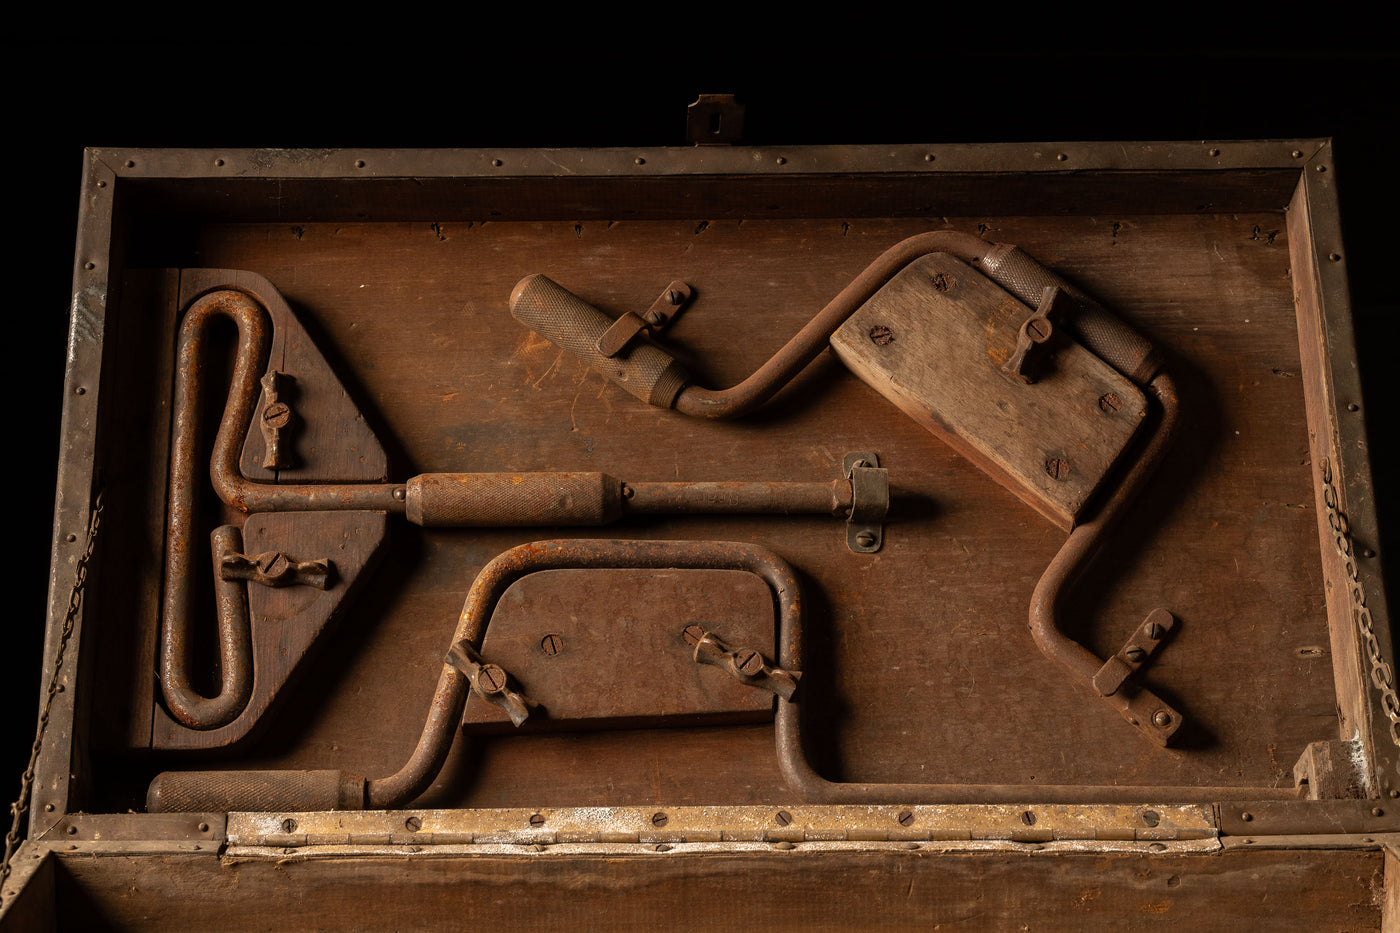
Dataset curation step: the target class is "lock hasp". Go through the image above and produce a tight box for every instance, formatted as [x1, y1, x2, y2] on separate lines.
[831, 254, 1147, 529]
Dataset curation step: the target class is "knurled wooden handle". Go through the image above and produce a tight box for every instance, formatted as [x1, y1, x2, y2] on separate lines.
[510, 274, 689, 407]
[405, 472, 623, 527]
[146, 769, 365, 812]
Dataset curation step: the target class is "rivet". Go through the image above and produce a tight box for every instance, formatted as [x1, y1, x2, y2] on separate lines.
[1152, 710, 1172, 728]
[773, 841, 796, 850]
[491, 159, 503, 167]
[65, 825, 77, 835]
[635, 157, 645, 165]
[282, 818, 297, 832]
[1347, 403, 1360, 412]
[654, 843, 671, 852]
[44, 803, 55, 812]
[198, 822, 210, 832]
[1208, 148, 1221, 157]
[354, 160, 366, 168]
[96, 180, 107, 188]
[924, 153, 935, 162]
[1292, 150, 1303, 158]
[65, 534, 77, 543]
[55, 684, 64, 693]
[904, 842, 921, 850]
[1364, 549, 1376, 559]
[1389, 789, 1398, 798]
[1316, 165, 1328, 173]
[74, 386, 86, 395]
[775, 156, 787, 165]
[1056, 153, 1068, 161]
[124, 160, 135, 168]
[1241, 838, 1254, 844]
[84, 262, 95, 270]
[392, 487, 406, 501]
[1329, 252, 1342, 262]
[214, 158, 225, 167]
[1240, 811, 1253, 822]
[1148, 842, 1167, 852]
[1372, 807, 1384, 817]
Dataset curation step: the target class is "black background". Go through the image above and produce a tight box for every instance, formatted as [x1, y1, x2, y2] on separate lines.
[5, 42, 1397, 837]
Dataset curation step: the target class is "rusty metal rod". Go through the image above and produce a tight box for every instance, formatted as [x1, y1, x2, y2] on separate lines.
[149, 537, 1302, 810]
[622, 480, 852, 517]
[1028, 373, 1182, 744]
[160, 293, 265, 729]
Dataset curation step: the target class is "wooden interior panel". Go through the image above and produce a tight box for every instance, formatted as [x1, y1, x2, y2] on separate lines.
[93, 209, 1330, 810]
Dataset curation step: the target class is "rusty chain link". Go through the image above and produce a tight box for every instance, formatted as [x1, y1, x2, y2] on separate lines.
[2, 489, 104, 885]
[1319, 458, 1400, 763]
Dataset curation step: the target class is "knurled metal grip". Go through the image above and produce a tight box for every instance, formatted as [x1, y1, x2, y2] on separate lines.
[981, 244, 1162, 386]
[510, 274, 690, 408]
[146, 769, 366, 813]
[406, 472, 625, 527]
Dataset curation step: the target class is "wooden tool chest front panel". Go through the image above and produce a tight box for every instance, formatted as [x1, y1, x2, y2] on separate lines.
[82, 208, 1331, 810]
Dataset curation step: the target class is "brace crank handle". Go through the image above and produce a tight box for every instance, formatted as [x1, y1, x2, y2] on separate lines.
[510, 274, 689, 408]
[980, 244, 1162, 386]
[146, 769, 367, 812]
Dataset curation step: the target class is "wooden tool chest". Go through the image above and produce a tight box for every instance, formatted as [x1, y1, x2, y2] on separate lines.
[4, 140, 1397, 929]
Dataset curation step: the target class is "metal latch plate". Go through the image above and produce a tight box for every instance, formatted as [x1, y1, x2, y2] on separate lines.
[462, 568, 776, 731]
[830, 254, 1148, 530]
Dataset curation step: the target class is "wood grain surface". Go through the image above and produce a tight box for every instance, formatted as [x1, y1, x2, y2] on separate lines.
[93, 211, 1332, 810]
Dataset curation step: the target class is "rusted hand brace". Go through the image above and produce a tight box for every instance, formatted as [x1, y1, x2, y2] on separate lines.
[147, 540, 1298, 812]
[511, 231, 1183, 744]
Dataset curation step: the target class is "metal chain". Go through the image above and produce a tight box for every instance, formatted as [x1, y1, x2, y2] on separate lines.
[1319, 459, 1400, 761]
[1, 489, 104, 884]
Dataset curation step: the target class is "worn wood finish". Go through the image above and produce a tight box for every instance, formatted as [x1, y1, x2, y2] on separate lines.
[48, 848, 1384, 932]
[77, 210, 1321, 807]
[1287, 147, 1399, 794]
[150, 510, 389, 751]
[464, 569, 776, 730]
[169, 270, 388, 486]
[831, 253, 1146, 530]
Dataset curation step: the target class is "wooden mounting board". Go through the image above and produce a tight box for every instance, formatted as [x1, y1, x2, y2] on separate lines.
[831, 254, 1147, 530]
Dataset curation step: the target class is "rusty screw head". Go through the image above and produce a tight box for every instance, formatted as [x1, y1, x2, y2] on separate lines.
[652, 811, 669, 827]
[643, 310, 667, 327]
[1141, 810, 1160, 827]
[1098, 393, 1122, 413]
[258, 552, 292, 581]
[540, 634, 563, 656]
[735, 648, 765, 676]
[682, 625, 707, 646]
[855, 531, 877, 548]
[1145, 622, 1164, 640]
[477, 664, 507, 695]
[869, 325, 895, 346]
[897, 809, 915, 827]
[1152, 710, 1173, 728]
[281, 818, 297, 833]
[1025, 318, 1051, 342]
[262, 401, 292, 429]
[667, 289, 683, 305]
[405, 816, 422, 831]
[529, 813, 545, 826]
[1020, 810, 1036, 826]
[775, 810, 792, 827]
[1045, 458, 1071, 481]
[1125, 646, 1146, 663]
